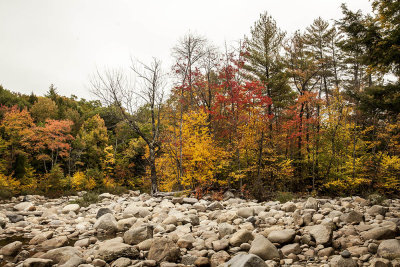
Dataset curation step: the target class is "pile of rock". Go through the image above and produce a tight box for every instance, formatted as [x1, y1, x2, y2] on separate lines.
[0, 192, 399, 266]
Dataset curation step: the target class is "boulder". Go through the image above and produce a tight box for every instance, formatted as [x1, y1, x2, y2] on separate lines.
[62, 204, 80, 213]
[23, 258, 53, 267]
[219, 223, 235, 238]
[367, 205, 387, 216]
[95, 240, 139, 262]
[40, 236, 68, 249]
[123, 205, 151, 218]
[360, 226, 396, 240]
[237, 207, 254, 218]
[123, 225, 153, 245]
[0, 241, 22, 256]
[96, 208, 112, 219]
[267, 229, 295, 244]
[281, 243, 301, 256]
[377, 239, 400, 260]
[304, 197, 318, 210]
[14, 202, 34, 211]
[230, 229, 254, 247]
[40, 246, 83, 265]
[306, 224, 332, 245]
[29, 231, 53, 245]
[340, 211, 364, 224]
[94, 213, 118, 233]
[248, 235, 279, 260]
[330, 255, 357, 267]
[147, 237, 180, 263]
[210, 250, 230, 267]
[224, 253, 268, 267]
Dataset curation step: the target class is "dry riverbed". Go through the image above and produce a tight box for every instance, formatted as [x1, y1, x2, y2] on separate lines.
[0, 191, 399, 267]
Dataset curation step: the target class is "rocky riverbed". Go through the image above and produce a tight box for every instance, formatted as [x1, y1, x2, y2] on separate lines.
[0, 191, 399, 267]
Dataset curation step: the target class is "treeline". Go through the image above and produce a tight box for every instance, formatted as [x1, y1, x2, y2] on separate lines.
[1, 0, 399, 198]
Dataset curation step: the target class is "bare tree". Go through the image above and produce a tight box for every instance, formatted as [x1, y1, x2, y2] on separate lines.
[90, 58, 165, 195]
[171, 32, 207, 186]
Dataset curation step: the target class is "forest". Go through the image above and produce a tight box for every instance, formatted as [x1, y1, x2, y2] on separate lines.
[0, 0, 399, 199]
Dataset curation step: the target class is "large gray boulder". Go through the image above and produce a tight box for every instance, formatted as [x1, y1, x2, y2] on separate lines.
[123, 225, 153, 245]
[95, 240, 139, 262]
[377, 239, 400, 260]
[267, 229, 295, 244]
[304, 197, 318, 210]
[94, 213, 118, 233]
[224, 253, 267, 267]
[147, 237, 180, 263]
[40, 236, 68, 250]
[306, 224, 332, 245]
[23, 258, 53, 267]
[123, 204, 151, 218]
[40, 246, 83, 266]
[340, 211, 364, 224]
[230, 229, 254, 247]
[14, 202, 33, 211]
[248, 235, 279, 260]
[0, 241, 22, 256]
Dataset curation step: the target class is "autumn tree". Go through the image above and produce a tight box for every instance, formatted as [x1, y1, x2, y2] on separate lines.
[91, 58, 165, 195]
[26, 119, 74, 173]
[30, 97, 58, 123]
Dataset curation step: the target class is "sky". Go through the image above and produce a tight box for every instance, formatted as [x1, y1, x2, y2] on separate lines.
[0, 0, 372, 100]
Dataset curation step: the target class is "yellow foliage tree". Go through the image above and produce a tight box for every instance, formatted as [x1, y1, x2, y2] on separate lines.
[71, 171, 96, 191]
[158, 110, 227, 191]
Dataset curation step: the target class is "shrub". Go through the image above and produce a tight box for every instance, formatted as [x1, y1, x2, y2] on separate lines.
[275, 191, 294, 203]
[71, 171, 96, 191]
[71, 191, 99, 207]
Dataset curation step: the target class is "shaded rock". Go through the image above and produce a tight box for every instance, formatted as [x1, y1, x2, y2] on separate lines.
[40, 246, 83, 265]
[219, 223, 235, 238]
[29, 231, 53, 245]
[230, 229, 254, 247]
[209, 202, 224, 211]
[367, 205, 387, 216]
[177, 234, 195, 249]
[0, 241, 22, 256]
[224, 253, 267, 267]
[14, 202, 33, 211]
[330, 255, 357, 267]
[340, 211, 364, 224]
[40, 236, 68, 249]
[183, 197, 198, 204]
[123, 225, 153, 245]
[110, 257, 131, 267]
[147, 237, 180, 263]
[210, 250, 230, 267]
[62, 204, 80, 213]
[281, 243, 301, 256]
[281, 202, 296, 212]
[58, 255, 85, 267]
[94, 213, 118, 233]
[377, 239, 400, 260]
[212, 239, 229, 251]
[194, 257, 210, 267]
[123, 205, 151, 218]
[267, 229, 295, 244]
[304, 197, 318, 210]
[306, 224, 332, 245]
[6, 213, 24, 223]
[360, 226, 396, 240]
[249, 235, 279, 260]
[96, 208, 112, 219]
[23, 258, 53, 267]
[95, 240, 139, 262]
[237, 208, 254, 218]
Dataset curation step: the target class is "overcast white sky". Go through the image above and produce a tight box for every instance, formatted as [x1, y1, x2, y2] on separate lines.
[0, 0, 372, 100]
